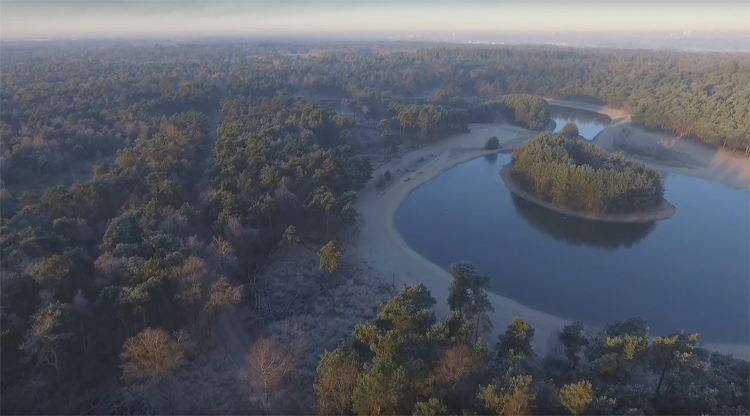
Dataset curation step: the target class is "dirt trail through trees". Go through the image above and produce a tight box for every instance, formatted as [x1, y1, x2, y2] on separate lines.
[197, 54, 233, 191]
[218, 306, 254, 376]
[208, 56, 257, 381]
[195, 53, 258, 402]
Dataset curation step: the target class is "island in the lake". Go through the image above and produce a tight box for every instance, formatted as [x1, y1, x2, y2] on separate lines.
[500, 130, 676, 222]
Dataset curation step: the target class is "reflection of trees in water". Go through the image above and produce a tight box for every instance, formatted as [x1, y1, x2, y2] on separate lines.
[550, 105, 611, 127]
[484, 154, 498, 165]
[510, 193, 656, 251]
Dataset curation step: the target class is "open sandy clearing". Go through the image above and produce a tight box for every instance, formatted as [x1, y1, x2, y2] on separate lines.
[547, 98, 750, 191]
[355, 119, 749, 360]
[594, 123, 750, 191]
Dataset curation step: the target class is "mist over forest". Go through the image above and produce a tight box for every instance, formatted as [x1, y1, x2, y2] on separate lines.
[1, 28, 748, 416]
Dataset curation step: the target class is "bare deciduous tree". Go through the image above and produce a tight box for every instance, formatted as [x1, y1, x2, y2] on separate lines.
[173, 256, 208, 333]
[226, 216, 245, 240]
[119, 329, 186, 416]
[204, 276, 243, 342]
[241, 338, 293, 415]
[210, 235, 235, 271]
[19, 303, 73, 383]
[120, 328, 185, 381]
[172, 329, 196, 359]
[274, 320, 310, 379]
[93, 252, 128, 287]
[433, 345, 473, 388]
[205, 276, 243, 312]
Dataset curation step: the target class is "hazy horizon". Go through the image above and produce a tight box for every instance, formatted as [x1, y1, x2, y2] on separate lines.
[2, 0, 749, 40]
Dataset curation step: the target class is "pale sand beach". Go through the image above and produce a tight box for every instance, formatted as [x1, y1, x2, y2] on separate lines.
[354, 110, 749, 359]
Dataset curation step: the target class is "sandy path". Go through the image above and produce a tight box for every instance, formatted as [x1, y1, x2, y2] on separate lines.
[355, 118, 749, 359]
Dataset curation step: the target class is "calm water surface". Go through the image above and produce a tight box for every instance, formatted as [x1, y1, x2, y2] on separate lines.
[550, 105, 612, 140]
[395, 154, 750, 344]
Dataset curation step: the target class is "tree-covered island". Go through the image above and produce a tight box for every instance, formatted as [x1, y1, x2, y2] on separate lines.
[501, 131, 675, 222]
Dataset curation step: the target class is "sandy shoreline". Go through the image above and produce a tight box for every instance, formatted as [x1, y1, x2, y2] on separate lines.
[547, 98, 750, 191]
[499, 164, 677, 223]
[354, 108, 749, 360]
[354, 123, 570, 355]
[546, 98, 631, 121]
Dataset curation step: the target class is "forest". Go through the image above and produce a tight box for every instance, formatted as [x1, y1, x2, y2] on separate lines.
[510, 132, 666, 214]
[0, 40, 747, 414]
[496, 94, 550, 130]
[0, 43, 374, 413]
[226, 44, 749, 153]
[314, 266, 749, 416]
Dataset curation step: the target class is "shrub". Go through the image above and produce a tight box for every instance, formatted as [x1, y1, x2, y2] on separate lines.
[560, 123, 579, 139]
[485, 136, 500, 150]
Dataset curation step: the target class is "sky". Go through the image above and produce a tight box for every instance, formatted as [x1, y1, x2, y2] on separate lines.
[1, 0, 749, 40]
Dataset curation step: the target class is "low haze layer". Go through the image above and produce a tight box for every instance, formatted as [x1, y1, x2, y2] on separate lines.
[2, 0, 749, 39]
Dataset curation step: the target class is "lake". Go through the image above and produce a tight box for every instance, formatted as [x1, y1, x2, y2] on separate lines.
[550, 104, 612, 140]
[395, 154, 750, 344]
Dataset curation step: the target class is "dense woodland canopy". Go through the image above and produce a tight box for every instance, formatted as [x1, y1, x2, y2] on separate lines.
[510, 132, 666, 214]
[0, 40, 747, 414]
[314, 271, 749, 416]
[226, 44, 749, 152]
[497, 94, 550, 130]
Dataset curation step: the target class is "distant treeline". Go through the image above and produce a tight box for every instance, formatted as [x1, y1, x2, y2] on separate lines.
[227, 46, 749, 153]
[510, 132, 665, 214]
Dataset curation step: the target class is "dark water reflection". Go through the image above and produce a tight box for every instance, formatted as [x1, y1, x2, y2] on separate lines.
[550, 105, 612, 140]
[395, 154, 750, 344]
[510, 193, 656, 251]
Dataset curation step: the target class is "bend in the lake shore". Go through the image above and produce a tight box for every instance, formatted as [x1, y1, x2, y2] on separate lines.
[499, 164, 677, 223]
[546, 97, 631, 122]
[355, 124, 569, 356]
